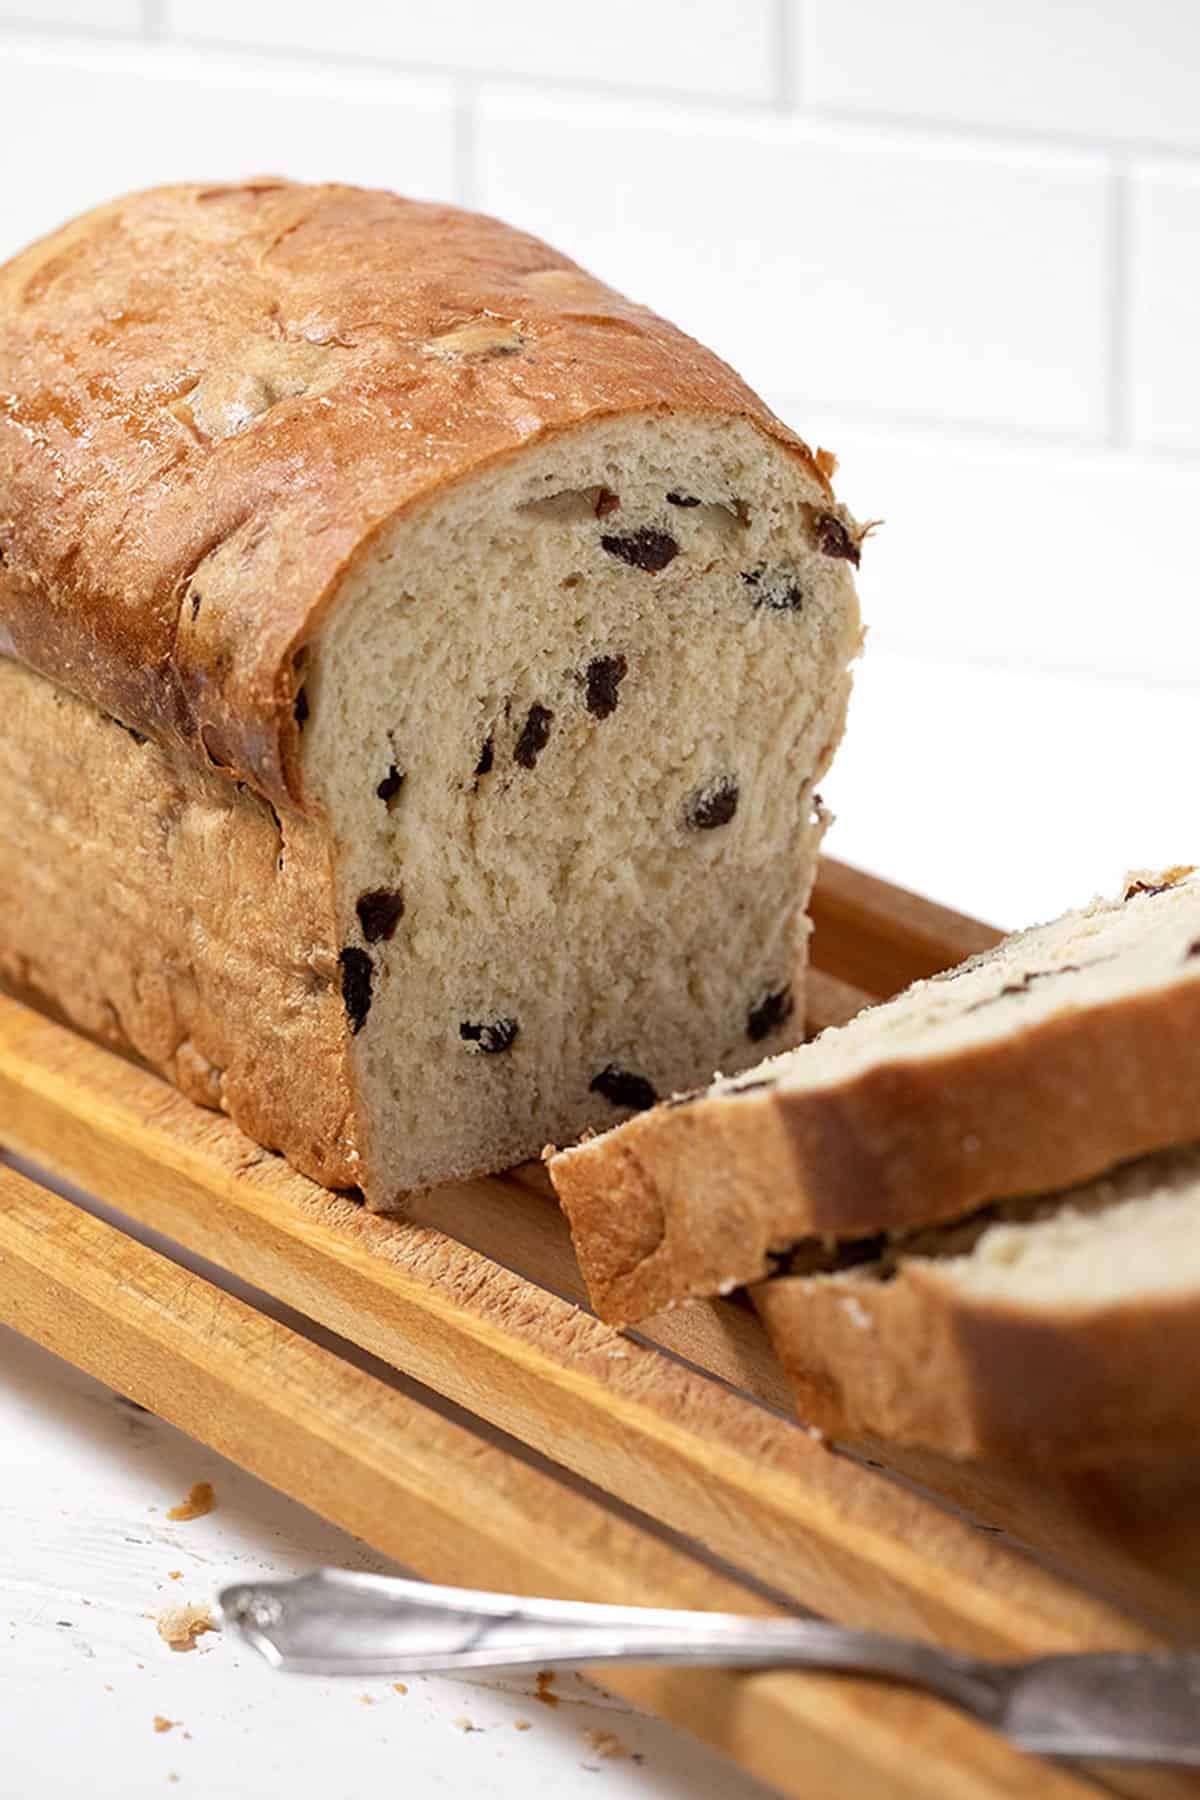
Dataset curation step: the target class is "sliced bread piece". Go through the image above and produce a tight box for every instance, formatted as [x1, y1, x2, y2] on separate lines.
[753, 1144, 1200, 1466]
[550, 868, 1200, 1323]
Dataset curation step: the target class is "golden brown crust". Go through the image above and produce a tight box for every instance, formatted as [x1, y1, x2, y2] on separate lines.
[551, 979, 1200, 1324]
[0, 655, 358, 1189]
[0, 180, 829, 807]
[753, 1261, 1200, 1468]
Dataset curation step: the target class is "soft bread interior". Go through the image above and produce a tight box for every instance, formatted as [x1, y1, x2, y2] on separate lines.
[301, 413, 860, 1197]
[777, 1143, 1200, 1310]
[935, 1147, 1200, 1305]
[717, 867, 1200, 1100]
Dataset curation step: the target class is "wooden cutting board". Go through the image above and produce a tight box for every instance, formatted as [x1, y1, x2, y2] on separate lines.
[0, 856, 1195, 1800]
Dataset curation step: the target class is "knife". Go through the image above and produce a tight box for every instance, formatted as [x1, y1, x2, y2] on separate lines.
[220, 1570, 1200, 1765]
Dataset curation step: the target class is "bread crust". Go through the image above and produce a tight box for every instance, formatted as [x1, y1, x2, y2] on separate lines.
[551, 977, 1200, 1323]
[752, 1259, 1200, 1468]
[0, 654, 360, 1190]
[0, 180, 831, 810]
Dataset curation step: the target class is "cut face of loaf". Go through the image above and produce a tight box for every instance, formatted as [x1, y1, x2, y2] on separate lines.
[754, 1144, 1200, 1466]
[550, 867, 1200, 1324]
[302, 414, 857, 1194]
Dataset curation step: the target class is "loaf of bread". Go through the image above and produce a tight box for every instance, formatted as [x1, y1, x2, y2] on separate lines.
[550, 868, 1200, 1323]
[0, 181, 862, 1201]
[753, 1143, 1200, 1466]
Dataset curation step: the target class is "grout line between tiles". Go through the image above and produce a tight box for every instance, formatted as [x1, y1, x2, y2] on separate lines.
[1106, 156, 1135, 448]
[774, 0, 796, 112]
[0, 16, 1193, 171]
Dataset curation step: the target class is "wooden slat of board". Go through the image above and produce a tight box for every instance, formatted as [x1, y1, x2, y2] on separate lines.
[0, 989, 1164, 1668]
[861, 1443, 1200, 1644]
[440, 1164, 801, 1409]
[809, 857, 1003, 997]
[0, 1163, 1100, 1800]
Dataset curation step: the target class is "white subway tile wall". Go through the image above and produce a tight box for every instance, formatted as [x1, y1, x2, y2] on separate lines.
[802, 0, 1200, 148]
[0, 0, 1196, 695]
[0, 1, 141, 30]
[0, 38, 454, 257]
[167, 0, 779, 101]
[797, 421, 1196, 683]
[477, 97, 1111, 438]
[1131, 163, 1200, 452]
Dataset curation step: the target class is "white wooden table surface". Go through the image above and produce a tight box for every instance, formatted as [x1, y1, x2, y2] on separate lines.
[0, 649, 1188, 1800]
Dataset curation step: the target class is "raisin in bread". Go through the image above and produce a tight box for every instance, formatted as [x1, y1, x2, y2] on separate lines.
[754, 1144, 1200, 1467]
[0, 181, 861, 1201]
[550, 868, 1200, 1323]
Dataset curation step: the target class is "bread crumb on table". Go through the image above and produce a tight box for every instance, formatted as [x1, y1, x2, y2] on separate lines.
[167, 1482, 215, 1522]
[153, 1716, 178, 1734]
[534, 1670, 559, 1707]
[514, 1718, 532, 1732]
[453, 1717, 481, 1733]
[583, 1729, 628, 1760]
[156, 1603, 219, 1652]
[167, 1571, 183, 1581]
[392, 1683, 408, 1696]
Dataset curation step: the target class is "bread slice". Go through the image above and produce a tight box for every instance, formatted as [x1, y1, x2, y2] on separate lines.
[0, 181, 861, 1201]
[753, 1144, 1200, 1467]
[550, 868, 1200, 1323]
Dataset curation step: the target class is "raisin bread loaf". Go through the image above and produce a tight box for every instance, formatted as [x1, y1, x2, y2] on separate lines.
[550, 868, 1200, 1323]
[0, 181, 862, 1202]
[753, 1144, 1200, 1467]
